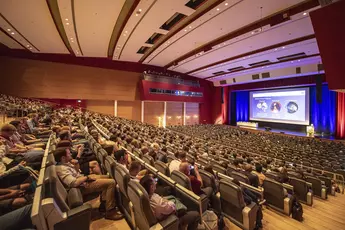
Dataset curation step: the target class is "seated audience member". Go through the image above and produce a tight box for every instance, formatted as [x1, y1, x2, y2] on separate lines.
[140, 175, 200, 230]
[0, 204, 34, 230]
[9, 120, 44, 148]
[232, 179, 263, 229]
[114, 149, 129, 173]
[179, 162, 213, 198]
[243, 164, 259, 188]
[253, 164, 266, 186]
[90, 130, 106, 145]
[0, 124, 43, 166]
[277, 167, 289, 184]
[169, 151, 187, 173]
[0, 182, 33, 216]
[129, 161, 147, 182]
[233, 159, 243, 171]
[54, 147, 123, 220]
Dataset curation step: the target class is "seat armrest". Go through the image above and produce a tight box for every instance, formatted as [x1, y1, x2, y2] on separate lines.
[307, 192, 313, 206]
[283, 197, 292, 216]
[158, 214, 179, 230]
[54, 204, 92, 230]
[199, 194, 209, 212]
[67, 188, 83, 209]
[242, 202, 258, 230]
[321, 186, 328, 199]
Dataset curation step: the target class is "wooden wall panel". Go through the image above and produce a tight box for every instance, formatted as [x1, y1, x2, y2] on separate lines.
[186, 102, 200, 125]
[86, 100, 114, 115]
[144, 102, 164, 126]
[0, 57, 141, 101]
[166, 102, 183, 126]
[117, 100, 141, 121]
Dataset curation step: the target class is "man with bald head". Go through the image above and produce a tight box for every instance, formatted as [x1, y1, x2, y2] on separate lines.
[179, 162, 213, 198]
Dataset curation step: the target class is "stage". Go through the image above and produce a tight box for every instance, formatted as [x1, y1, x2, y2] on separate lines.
[237, 125, 335, 140]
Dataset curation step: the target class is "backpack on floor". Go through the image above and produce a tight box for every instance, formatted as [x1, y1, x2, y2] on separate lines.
[292, 199, 303, 221]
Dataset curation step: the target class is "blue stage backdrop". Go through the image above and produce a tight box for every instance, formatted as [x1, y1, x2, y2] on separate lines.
[310, 84, 336, 134]
[230, 85, 336, 134]
[235, 91, 249, 122]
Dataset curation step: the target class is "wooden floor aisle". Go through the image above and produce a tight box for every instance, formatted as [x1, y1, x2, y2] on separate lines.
[90, 193, 345, 230]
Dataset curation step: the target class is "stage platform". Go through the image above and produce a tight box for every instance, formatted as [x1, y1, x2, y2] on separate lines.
[237, 125, 335, 140]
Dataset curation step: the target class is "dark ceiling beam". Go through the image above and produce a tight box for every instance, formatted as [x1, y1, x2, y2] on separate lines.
[139, 0, 226, 63]
[71, 0, 83, 55]
[0, 13, 38, 51]
[165, 0, 320, 68]
[187, 34, 316, 75]
[46, 0, 74, 55]
[205, 53, 320, 80]
[107, 0, 141, 58]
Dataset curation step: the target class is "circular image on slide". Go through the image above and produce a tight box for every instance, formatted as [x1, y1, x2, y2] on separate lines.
[256, 101, 268, 112]
[270, 102, 281, 113]
[286, 101, 299, 114]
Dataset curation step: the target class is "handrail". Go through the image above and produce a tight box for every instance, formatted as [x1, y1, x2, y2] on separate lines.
[168, 128, 345, 194]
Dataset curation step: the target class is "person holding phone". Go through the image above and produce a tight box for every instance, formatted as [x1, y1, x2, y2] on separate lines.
[54, 147, 123, 220]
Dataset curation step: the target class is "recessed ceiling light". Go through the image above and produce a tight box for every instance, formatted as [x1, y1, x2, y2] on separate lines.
[66, 22, 70, 25]
[184, 29, 187, 32]
[282, 46, 285, 49]
[139, 9, 142, 12]
[225, 3, 228, 6]
[29, 47, 32, 50]
[7, 28, 11, 31]
[298, 60, 301, 62]
[217, 8, 220, 11]
[274, 48, 278, 51]
[26, 45, 30, 47]
[135, 14, 138, 16]
[125, 31, 128, 33]
[189, 26, 192, 29]
[303, 12, 307, 16]
[71, 40, 74, 42]
[65, 18, 68, 21]
[11, 32, 15, 35]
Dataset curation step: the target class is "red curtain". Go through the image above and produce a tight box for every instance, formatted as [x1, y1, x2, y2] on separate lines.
[222, 87, 229, 124]
[337, 92, 345, 139]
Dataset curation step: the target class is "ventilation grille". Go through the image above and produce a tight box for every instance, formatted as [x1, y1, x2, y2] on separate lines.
[262, 72, 270, 78]
[270, 12, 291, 27]
[228, 66, 245, 72]
[212, 71, 226, 75]
[220, 80, 227, 85]
[185, 0, 207, 9]
[248, 60, 271, 67]
[160, 13, 186, 31]
[233, 78, 236, 83]
[277, 52, 306, 61]
[146, 33, 163, 45]
[252, 74, 260, 80]
[137, 46, 150, 54]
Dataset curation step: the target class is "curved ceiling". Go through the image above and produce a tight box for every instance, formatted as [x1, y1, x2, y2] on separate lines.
[0, 0, 323, 86]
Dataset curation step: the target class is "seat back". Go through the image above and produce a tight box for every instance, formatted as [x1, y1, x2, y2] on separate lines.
[231, 171, 250, 184]
[127, 180, 157, 230]
[213, 164, 226, 174]
[104, 156, 117, 179]
[114, 164, 131, 198]
[46, 153, 56, 167]
[171, 170, 192, 191]
[265, 172, 280, 182]
[263, 178, 285, 210]
[143, 155, 155, 166]
[93, 143, 102, 154]
[306, 176, 322, 197]
[167, 155, 177, 164]
[155, 161, 170, 176]
[199, 169, 217, 192]
[319, 176, 332, 194]
[43, 165, 69, 212]
[96, 149, 108, 169]
[219, 179, 245, 224]
[198, 158, 209, 167]
[289, 177, 309, 203]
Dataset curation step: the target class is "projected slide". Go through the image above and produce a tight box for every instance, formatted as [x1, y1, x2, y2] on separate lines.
[249, 88, 310, 125]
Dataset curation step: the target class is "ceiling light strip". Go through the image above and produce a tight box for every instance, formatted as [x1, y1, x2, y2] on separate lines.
[164, 0, 320, 69]
[46, 0, 74, 55]
[0, 13, 39, 52]
[117, 0, 158, 60]
[204, 53, 320, 80]
[70, 0, 83, 56]
[188, 34, 316, 75]
[139, 0, 227, 63]
[108, 0, 140, 59]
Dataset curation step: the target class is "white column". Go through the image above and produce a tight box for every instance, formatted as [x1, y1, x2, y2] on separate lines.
[183, 102, 186, 126]
[141, 101, 144, 123]
[114, 100, 117, 116]
[163, 101, 167, 128]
